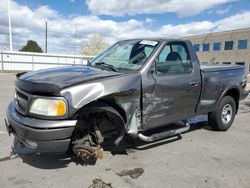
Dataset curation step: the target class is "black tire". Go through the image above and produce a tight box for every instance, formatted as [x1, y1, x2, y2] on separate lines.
[208, 96, 236, 131]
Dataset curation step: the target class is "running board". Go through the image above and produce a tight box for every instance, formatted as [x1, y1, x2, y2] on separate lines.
[138, 122, 190, 142]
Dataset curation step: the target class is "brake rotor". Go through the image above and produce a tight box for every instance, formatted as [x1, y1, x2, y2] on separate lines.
[73, 144, 96, 162]
[72, 122, 105, 164]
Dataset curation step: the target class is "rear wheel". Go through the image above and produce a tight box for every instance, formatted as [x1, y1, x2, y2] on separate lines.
[208, 96, 236, 131]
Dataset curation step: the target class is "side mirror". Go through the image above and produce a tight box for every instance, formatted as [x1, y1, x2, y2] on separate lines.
[87, 59, 90, 66]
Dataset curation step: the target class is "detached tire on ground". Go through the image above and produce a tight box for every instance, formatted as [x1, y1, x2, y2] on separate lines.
[208, 96, 236, 131]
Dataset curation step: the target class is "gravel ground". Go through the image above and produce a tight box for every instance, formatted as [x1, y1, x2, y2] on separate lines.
[0, 73, 250, 188]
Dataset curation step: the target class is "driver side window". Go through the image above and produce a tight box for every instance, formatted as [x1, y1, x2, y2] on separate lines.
[156, 42, 193, 74]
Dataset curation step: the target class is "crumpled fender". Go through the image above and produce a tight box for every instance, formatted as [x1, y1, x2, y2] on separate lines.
[61, 82, 105, 112]
[60, 74, 142, 135]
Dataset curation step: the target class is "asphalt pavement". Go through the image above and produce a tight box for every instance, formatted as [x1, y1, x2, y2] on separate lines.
[0, 73, 250, 188]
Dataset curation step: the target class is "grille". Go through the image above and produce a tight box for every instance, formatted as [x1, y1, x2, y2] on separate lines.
[15, 90, 29, 113]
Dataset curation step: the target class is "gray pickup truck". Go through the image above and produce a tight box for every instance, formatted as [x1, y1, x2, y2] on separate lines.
[5, 39, 249, 163]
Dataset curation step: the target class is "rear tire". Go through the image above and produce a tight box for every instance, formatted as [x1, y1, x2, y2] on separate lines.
[208, 96, 236, 131]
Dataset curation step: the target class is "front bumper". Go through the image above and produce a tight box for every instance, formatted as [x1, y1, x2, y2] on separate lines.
[5, 102, 77, 153]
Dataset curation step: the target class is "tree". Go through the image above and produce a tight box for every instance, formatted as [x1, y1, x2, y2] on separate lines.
[19, 40, 43, 53]
[82, 33, 108, 56]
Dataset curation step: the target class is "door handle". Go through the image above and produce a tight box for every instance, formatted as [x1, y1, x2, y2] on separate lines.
[189, 81, 199, 86]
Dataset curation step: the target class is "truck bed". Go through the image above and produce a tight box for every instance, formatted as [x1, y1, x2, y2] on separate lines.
[197, 64, 245, 114]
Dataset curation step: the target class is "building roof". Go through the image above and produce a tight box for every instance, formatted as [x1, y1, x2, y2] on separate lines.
[184, 27, 250, 39]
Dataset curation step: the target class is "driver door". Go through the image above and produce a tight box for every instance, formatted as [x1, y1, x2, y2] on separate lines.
[142, 41, 201, 131]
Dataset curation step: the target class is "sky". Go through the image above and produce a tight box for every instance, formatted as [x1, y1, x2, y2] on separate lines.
[0, 0, 250, 54]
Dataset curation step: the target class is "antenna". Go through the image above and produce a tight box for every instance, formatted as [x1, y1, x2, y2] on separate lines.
[202, 28, 213, 44]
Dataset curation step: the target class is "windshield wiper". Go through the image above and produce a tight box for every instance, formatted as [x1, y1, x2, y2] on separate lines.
[95, 62, 118, 72]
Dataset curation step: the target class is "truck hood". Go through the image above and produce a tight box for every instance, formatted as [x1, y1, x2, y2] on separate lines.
[15, 66, 123, 94]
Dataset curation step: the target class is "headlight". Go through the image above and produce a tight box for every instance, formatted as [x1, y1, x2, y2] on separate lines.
[30, 98, 67, 116]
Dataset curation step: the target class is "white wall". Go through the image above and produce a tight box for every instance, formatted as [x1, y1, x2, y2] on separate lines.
[0, 51, 94, 71]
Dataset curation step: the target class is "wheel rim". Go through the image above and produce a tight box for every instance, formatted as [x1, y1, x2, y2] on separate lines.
[221, 104, 233, 124]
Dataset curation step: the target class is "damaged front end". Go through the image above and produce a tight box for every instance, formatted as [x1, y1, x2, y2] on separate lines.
[60, 73, 142, 163]
[6, 67, 143, 165]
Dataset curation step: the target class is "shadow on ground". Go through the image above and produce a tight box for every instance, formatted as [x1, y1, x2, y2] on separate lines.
[12, 117, 211, 169]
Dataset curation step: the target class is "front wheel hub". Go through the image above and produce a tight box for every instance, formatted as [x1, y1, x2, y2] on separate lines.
[72, 132, 104, 164]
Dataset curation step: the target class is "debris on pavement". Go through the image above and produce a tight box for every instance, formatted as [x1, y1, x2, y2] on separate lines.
[88, 178, 112, 188]
[116, 168, 144, 179]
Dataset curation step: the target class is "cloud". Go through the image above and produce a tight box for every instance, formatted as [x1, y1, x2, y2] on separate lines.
[214, 11, 250, 31]
[215, 5, 232, 15]
[34, 5, 58, 19]
[86, 0, 235, 17]
[0, 0, 249, 54]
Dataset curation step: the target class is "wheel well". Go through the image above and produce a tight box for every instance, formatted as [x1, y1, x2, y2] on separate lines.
[224, 88, 240, 113]
[69, 100, 127, 154]
[97, 99, 127, 124]
[73, 99, 127, 127]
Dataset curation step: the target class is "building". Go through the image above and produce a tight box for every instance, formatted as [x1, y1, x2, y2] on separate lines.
[184, 28, 250, 73]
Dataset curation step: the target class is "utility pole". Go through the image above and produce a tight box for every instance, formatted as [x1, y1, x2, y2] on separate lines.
[45, 22, 47, 53]
[74, 24, 76, 64]
[74, 24, 76, 55]
[8, 0, 13, 51]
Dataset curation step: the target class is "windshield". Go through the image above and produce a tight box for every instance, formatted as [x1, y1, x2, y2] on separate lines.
[90, 40, 159, 71]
